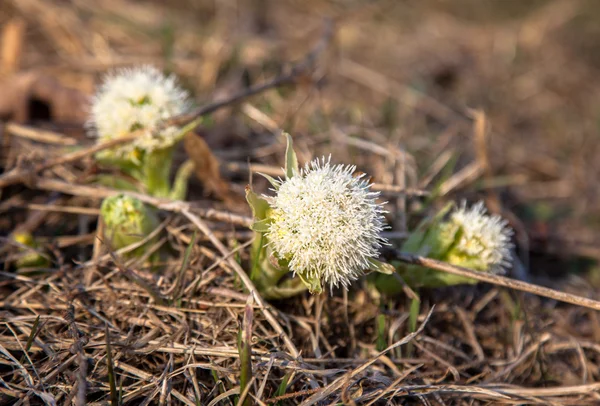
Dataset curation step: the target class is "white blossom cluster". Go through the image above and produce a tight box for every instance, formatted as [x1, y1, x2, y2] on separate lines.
[448, 201, 514, 273]
[266, 157, 388, 289]
[88, 66, 190, 156]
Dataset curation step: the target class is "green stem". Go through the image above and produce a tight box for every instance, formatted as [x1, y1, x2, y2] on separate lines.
[376, 313, 387, 352]
[249, 233, 307, 299]
[143, 146, 174, 197]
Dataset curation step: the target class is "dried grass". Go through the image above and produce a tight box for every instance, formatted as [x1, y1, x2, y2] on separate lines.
[1, 0, 600, 404]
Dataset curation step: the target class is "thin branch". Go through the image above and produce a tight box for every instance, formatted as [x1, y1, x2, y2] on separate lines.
[394, 252, 600, 311]
[167, 18, 334, 128]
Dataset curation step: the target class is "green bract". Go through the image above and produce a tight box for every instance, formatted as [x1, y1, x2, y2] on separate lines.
[95, 118, 200, 199]
[245, 139, 308, 299]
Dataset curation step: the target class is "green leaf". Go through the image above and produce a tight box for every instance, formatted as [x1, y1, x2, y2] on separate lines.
[258, 172, 280, 190]
[100, 194, 161, 259]
[175, 116, 204, 143]
[95, 149, 143, 176]
[19, 315, 40, 365]
[237, 297, 253, 406]
[401, 201, 455, 255]
[169, 159, 195, 200]
[416, 201, 454, 233]
[245, 186, 271, 221]
[260, 278, 307, 300]
[284, 132, 298, 179]
[407, 295, 421, 357]
[251, 219, 271, 233]
[172, 231, 197, 303]
[94, 174, 140, 192]
[250, 233, 265, 280]
[297, 272, 322, 295]
[368, 259, 395, 275]
[276, 372, 292, 406]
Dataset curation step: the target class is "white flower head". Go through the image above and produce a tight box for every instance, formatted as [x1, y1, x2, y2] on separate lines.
[266, 157, 388, 290]
[446, 201, 514, 273]
[88, 65, 190, 156]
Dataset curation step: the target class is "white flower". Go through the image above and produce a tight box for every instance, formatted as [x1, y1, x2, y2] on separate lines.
[88, 66, 190, 156]
[447, 201, 513, 273]
[266, 157, 388, 289]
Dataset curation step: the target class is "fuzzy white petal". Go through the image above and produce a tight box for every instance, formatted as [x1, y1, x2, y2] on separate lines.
[449, 201, 514, 273]
[266, 157, 388, 289]
[88, 66, 190, 155]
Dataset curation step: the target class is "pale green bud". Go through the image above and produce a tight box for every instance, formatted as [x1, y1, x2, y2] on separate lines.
[100, 194, 160, 258]
[373, 201, 514, 293]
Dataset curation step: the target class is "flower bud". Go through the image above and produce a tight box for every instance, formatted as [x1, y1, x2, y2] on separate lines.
[100, 194, 160, 258]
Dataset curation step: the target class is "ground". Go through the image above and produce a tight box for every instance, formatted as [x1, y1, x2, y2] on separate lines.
[1, 0, 600, 404]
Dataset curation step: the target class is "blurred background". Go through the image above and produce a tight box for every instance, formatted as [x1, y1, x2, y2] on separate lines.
[2, 0, 600, 283]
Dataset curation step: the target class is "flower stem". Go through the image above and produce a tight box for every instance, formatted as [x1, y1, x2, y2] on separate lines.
[143, 146, 174, 197]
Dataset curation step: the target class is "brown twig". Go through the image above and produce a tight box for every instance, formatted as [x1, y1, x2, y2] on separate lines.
[0, 134, 138, 189]
[395, 252, 600, 311]
[5, 123, 78, 146]
[29, 178, 253, 226]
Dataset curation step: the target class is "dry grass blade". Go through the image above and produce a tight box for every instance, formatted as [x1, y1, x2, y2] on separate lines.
[6, 122, 78, 145]
[207, 387, 241, 406]
[172, 231, 197, 303]
[388, 384, 512, 401]
[237, 295, 254, 406]
[492, 383, 600, 397]
[32, 178, 253, 226]
[225, 161, 429, 196]
[105, 325, 118, 406]
[19, 315, 40, 363]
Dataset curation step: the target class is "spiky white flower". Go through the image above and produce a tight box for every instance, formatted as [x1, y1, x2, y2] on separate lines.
[446, 201, 513, 273]
[88, 66, 190, 156]
[266, 157, 388, 290]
